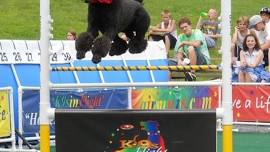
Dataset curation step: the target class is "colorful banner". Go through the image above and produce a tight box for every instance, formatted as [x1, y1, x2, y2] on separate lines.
[55, 110, 216, 152]
[233, 86, 270, 122]
[50, 89, 128, 109]
[0, 90, 11, 138]
[22, 89, 128, 136]
[132, 87, 219, 110]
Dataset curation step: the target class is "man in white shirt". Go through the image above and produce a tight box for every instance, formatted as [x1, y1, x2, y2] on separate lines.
[249, 14, 270, 71]
[260, 7, 270, 36]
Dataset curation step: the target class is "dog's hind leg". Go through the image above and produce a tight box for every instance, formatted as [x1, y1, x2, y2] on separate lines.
[128, 7, 150, 54]
[109, 35, 128, 56]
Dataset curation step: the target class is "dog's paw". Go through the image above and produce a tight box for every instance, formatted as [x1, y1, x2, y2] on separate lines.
[110, 38, 128, 56]
[92, 55, 102, 64]
[92, 36, 111, 55]
[128, 39, 147, 54]
[75, 32, 94, 59]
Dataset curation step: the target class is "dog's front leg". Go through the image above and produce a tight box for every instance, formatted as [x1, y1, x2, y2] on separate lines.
[75, 27, 99, 60]
[91, 29, 116, 63]
[75, 12, 100, 60]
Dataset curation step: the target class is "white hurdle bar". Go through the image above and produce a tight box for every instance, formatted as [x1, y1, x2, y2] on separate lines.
[50, 81, 223, 89]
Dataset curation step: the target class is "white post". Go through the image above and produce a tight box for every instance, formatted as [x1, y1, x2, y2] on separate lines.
[8, 88, 16, 151]
[221, 0, 233, 152]
[40, 0, 51, 151]
[18, 87, 23, 149]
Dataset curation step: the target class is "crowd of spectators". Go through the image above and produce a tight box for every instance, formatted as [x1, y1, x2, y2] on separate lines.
[231, 7, 270, 82]
[148, 7, 270, 82]
[149, 9, 216, 81]
[68, 7, 270, 82]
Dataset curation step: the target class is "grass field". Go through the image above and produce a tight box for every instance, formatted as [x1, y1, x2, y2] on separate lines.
[0, 0, 268, 74]
[0, 0, 268, 39]
[228, 132, 270, 152]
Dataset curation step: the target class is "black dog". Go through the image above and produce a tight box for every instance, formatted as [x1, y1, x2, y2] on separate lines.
[76, 0, 150, 63]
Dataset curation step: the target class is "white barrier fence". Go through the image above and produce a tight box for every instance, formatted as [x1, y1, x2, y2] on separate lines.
[1, 82, 270, 151]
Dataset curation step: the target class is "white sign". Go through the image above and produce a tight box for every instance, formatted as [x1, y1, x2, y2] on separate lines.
[0, 49, 74, 64]
[0, 40, 166, 64]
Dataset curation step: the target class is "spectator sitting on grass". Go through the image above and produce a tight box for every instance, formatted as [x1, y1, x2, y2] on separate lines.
[249, 15, 270, 71]
[198, 8, 221, 49]
[231, 16, 254, 63]
[260, 7, 270, 36]
[238, 33, 270, 82]
[148, 9, 177, 54]
[170, 17, 210, 81]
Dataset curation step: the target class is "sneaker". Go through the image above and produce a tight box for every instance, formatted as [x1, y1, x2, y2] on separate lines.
[184, 72, 196, 81]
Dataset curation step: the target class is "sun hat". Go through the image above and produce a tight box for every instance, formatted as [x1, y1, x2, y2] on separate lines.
[249, 15, 263, 28]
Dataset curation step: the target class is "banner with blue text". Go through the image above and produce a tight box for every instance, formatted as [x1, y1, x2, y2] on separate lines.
[22, 89, 128, 136]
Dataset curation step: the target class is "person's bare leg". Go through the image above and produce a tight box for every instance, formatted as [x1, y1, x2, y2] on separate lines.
[164, 35, 171, 53]
[238, 71, 245, 82]
[268, 49, 270, 72]
[188, 46, 197, 65]
[231, 43, 237, 64]
[176, 52, 184, 65]
[245, 73, 253, 82]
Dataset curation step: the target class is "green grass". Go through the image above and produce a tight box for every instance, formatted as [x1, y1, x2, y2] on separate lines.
[218, 132, 270, 152]
[0, 0, 268, 40]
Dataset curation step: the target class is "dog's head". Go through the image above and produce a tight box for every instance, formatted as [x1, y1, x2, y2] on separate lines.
[75, 32, 94, 60]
